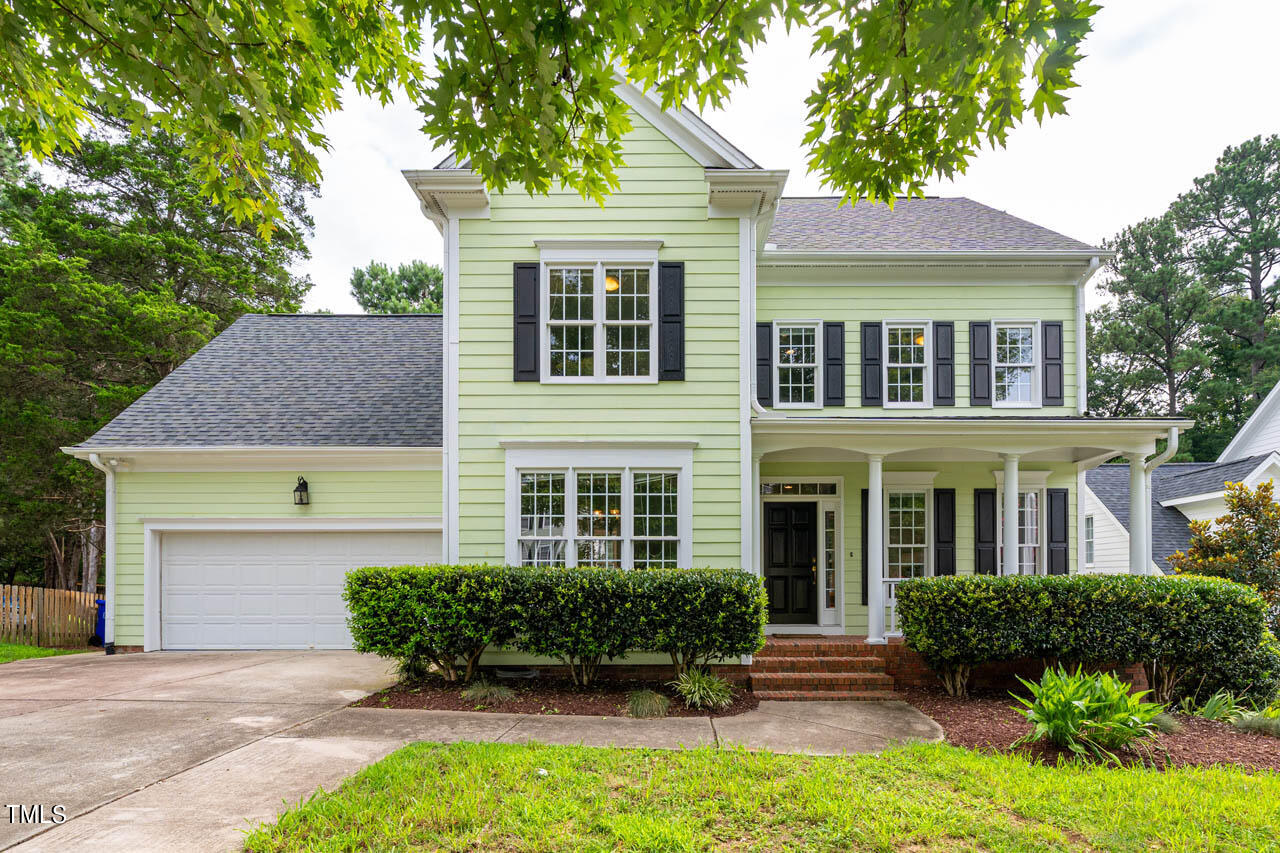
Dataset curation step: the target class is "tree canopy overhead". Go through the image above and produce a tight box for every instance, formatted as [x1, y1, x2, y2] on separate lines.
[1, 0, 1100, 233]
[350, 260, 443, 314]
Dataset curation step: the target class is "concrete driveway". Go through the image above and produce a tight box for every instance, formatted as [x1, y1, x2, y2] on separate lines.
[0, 650, 398, 851]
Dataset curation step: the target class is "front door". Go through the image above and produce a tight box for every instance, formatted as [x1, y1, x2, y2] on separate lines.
[763, 501, 818, 625]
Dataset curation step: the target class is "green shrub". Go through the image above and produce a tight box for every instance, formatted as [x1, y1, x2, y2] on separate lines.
[1012, 666, 1164, 764]
[346, 564, 767, 689]
[632, 568, 767, 677]
[669, 669, 734, 710]
[627, 689, 671, 719]
[344, 564, 521, 683]
[460, 678, 515, 705]
[896, 573, 1273, 701]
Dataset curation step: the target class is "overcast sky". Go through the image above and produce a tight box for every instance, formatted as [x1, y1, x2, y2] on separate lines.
[299, 0, 1280, 312]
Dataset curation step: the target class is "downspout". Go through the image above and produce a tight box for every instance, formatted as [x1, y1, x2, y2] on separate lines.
[87, 454, 116, 653]
[1075, 256, 1101, 415]
[1141, 427, 1180, 575]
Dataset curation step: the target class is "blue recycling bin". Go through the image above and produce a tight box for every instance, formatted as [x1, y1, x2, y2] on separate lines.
[94, 598, 106, 646]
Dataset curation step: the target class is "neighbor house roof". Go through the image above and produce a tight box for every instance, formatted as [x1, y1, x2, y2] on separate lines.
[766, 197, 1100, 254]
[1085, 454, 1270, 572]
[75, 314, 443, 448]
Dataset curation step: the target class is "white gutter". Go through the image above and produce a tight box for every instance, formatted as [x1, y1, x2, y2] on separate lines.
[1075, 256, 1101, 415]
[759, 249, 1117, 266]
[1141, 426, 1181, 575]
[86, 453, 116, 653]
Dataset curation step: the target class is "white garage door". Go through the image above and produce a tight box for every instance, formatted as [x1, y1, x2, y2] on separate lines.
[160, 530, 440, 650]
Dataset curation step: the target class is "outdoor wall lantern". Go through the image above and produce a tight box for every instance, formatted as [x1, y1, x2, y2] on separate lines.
[293, 476, 310, 505]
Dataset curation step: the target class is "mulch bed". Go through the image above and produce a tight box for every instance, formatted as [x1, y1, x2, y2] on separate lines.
[900, 686, 1280, 772]
[353, 676, 759, 718]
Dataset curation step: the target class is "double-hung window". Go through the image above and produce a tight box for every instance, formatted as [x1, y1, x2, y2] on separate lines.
[1084, 515, 1095, 568]
[885, 323, 930, 406]
[515, 465, 683, 568]
[998, 490, 1043, 574]
[993, 322, 1038, 406]
[544, 261, 657, 382]
[885, 491, 930, 580]
[775, 323, 820, 407]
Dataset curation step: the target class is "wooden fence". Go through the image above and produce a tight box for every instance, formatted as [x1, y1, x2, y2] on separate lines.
[0, 585, 98, 647]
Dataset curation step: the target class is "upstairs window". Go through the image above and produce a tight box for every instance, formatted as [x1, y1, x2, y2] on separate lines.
[885, 323, 930, 406]
[775, 323, 820, 407]
[994, 322, 1038, 406]
[543, 262, 656, 382]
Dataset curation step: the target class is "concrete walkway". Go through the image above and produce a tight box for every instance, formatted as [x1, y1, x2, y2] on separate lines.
[1, 651, 941, 853]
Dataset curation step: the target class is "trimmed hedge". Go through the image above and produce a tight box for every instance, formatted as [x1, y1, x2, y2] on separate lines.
[344, 565, 767, 686]
[896, 574, 1280, 703]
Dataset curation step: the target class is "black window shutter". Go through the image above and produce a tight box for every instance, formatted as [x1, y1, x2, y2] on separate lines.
[934, 322, 955, 406]
[756, 322, 774, 407]
[974, 488, 998, 575]
[1046, 487, 1070, 575]
[934, 488, 956, 575]
[970, 321, 992, 406]
[513, 262, 539, 381]
[860, 322, 882, 406]
[860, 488, 869, 606]
[1043, 321, 1064, 406]
[823, 322, 845, 406]
[658, 262, 685, 381]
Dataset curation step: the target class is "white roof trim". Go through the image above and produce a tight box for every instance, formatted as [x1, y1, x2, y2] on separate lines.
[759, 249, 1109, 267]
[1217, 379, 1280, 462]
[613, 79, 758, 169]
[1159, 452, 1280, 508]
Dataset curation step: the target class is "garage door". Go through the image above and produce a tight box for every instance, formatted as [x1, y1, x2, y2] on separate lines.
[160, 530, 440, 650]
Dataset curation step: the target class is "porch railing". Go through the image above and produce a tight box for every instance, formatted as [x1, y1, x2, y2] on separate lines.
[884, 578, 903, 637]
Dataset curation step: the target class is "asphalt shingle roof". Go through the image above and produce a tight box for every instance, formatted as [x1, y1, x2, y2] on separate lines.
[79, 314, 443, 448]
[767, 197, 1099, 253]
[1085, 454, 1270, 572]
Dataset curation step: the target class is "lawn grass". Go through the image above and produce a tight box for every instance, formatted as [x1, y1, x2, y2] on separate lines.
[0, 643, 90, 664]
[243, 741, 1280, 852]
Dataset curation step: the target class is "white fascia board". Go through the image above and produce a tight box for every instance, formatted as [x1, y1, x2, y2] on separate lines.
[1160, 454, 1280, 508]
[706, 169, 789, 222]
[62, 446, 443, 472]
[1160, 490, 1225, 510]
[401, 170, 489, 229]
[758, 249, 1113, 267]
[613, 79, 758, 169]
[1217, 381, 1280, 462]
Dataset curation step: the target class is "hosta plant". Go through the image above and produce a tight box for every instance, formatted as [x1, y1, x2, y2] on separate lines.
[1012, 666, 1164, 764]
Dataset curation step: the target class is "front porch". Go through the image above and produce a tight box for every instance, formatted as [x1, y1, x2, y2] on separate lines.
[750, 416, 1191, 644]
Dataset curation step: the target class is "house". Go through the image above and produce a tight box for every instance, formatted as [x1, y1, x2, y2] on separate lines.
[1083, 379, 1280, 573]
[64, 83, 1189, 658]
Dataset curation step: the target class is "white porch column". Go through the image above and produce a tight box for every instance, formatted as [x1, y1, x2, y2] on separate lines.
[866, 455, 886, 644]
[1002, 454, 1020, 576]
[1129, 454, 1148, 575]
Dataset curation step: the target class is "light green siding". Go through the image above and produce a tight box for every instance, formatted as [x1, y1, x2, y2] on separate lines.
[112, 468, 442, 645]
[759, 460, 1078, 635]
[455, 114, 743, 566]
[757, 278, 1079, 415]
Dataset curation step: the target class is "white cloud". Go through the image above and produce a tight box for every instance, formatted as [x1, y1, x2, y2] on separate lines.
[300, 0, 1279, 312]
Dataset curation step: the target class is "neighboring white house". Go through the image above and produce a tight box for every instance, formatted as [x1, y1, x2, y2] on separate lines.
[1082, 379, 1280, 573]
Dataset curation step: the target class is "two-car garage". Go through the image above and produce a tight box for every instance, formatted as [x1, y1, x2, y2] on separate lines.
[158, 529, 441, 650]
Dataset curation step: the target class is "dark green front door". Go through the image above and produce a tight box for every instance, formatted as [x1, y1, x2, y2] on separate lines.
[763, 501, 818, 625]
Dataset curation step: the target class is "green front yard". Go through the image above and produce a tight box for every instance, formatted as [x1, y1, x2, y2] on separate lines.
[0, 643, 89, 664]
[244, 741, 1279, 852]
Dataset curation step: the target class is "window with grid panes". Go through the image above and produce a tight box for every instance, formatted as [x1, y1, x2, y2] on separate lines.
[886, 491, 929, 579]
[776, 324, 818, 405]
[885, 325, 927, 404]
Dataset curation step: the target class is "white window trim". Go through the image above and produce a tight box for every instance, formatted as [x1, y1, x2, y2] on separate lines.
[1084, 514, 1096, 567]
[772, 320, 823, 409]
[539, 248, 661, 385]
[883, 487, 933, 581]
[991, 319, 1042, 409]
[504, 446, 693, 568]
[883, 320, 933, 409]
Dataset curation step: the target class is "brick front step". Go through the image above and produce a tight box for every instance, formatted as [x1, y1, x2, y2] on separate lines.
[755, 640, 881, 658]
[753, 689, 900, 701]
[750, 655, 884, 673]
[751, 671, 895, 690]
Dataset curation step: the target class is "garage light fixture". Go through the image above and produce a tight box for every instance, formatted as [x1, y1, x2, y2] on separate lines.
[293, 476, 310, 505]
